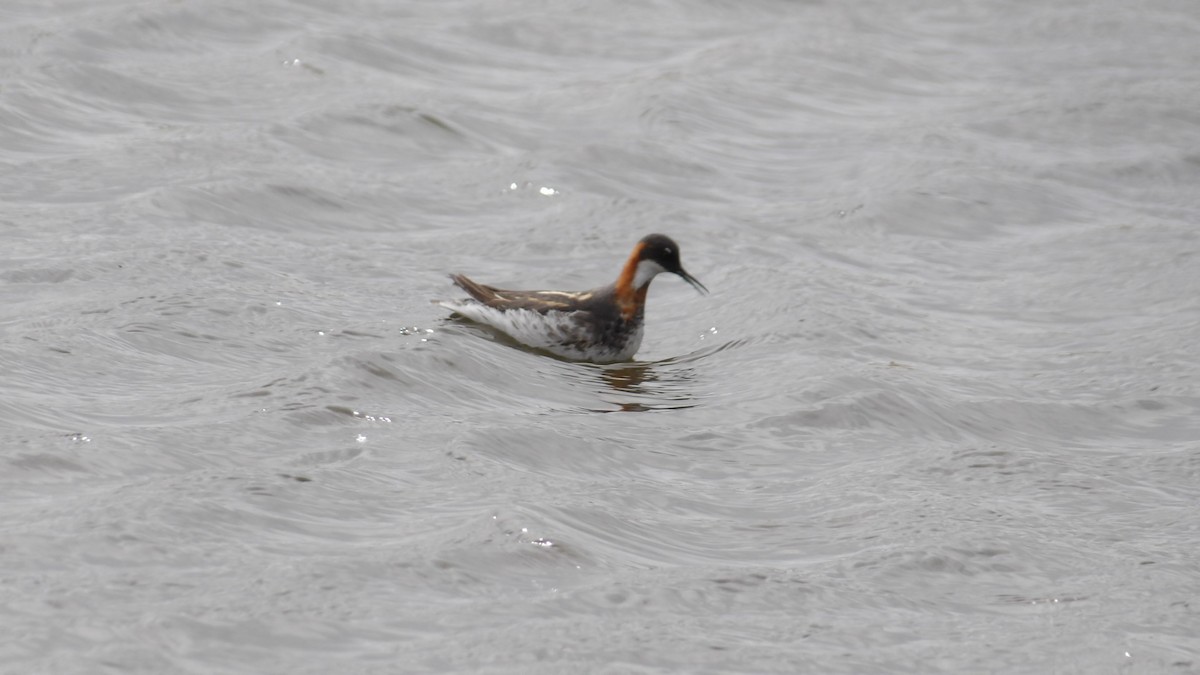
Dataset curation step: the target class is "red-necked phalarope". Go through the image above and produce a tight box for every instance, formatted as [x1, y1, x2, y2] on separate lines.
[437, 233, 707, 363]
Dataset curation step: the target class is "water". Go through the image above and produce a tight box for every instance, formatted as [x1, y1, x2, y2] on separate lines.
[2, 0, 1199, 672]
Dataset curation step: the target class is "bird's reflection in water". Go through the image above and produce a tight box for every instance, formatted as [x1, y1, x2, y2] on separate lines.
[593, 361, 699, 413]
[600, 363, 652, 392]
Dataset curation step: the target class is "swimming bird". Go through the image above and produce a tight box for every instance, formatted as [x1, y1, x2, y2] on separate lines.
[437, 234, 707, 363]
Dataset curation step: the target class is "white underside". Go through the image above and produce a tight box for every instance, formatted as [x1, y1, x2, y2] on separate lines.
[439, 300, 643, 363]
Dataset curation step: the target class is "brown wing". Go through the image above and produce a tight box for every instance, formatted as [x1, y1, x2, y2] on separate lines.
[450, 274, 503, 303]
[449, 274, 598, 314]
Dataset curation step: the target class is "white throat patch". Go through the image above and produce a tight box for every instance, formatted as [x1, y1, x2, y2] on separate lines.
[632, 259, 667, 288]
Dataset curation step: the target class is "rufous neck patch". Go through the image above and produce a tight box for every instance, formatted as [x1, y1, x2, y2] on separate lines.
[615, 242, 647, 321]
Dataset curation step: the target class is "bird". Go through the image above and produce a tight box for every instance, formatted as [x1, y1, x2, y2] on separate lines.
[436, 233, 707, 363]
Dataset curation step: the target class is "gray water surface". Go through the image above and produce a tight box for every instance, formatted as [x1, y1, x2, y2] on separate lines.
[2, 0, 1199, 673]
